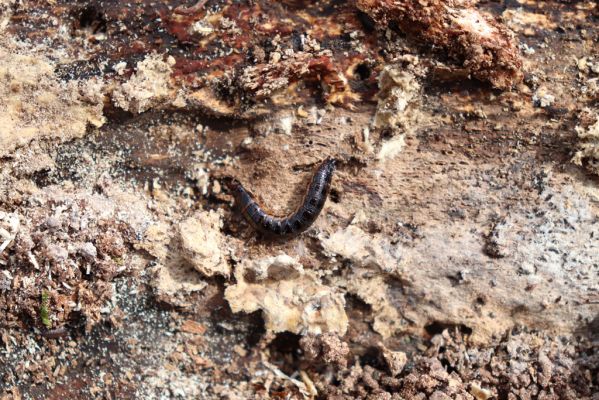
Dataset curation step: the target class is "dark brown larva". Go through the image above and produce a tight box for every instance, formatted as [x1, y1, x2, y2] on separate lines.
[233, 158, 336, 238]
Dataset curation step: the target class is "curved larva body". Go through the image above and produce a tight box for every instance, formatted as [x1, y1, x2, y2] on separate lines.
[234, 159, 336, 238]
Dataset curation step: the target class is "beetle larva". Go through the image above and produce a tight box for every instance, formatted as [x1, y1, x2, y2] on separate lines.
[233, 158, 336, 238]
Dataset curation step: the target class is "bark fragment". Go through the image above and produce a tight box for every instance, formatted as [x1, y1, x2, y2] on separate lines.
[356, 0, 523, 89]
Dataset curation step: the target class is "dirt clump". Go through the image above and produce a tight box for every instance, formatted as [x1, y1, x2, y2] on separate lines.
[356, 0, 523, 89]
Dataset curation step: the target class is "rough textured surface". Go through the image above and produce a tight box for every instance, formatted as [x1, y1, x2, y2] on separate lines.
[0, 44, 105, 158]
[225, 255, 348, 335]
[574, 110, 599, 174]
[112, 54, 177, 113]
[0, 183, 151, 331]
[178, 210, 230, 278]
[356, 0, 524, 89]
[0, 0, 598, 398]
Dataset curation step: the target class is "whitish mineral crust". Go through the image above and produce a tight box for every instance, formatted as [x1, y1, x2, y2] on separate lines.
[112, 54, 176, 113]
[0, 44, 105, 157]
[178, 210, 230, 278]
[373, 62, 422, 162]
[225, 255, 348, 335]
[321, 224, 401, 274]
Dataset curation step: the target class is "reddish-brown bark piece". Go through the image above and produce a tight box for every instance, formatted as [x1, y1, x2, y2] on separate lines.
[356, 0, 523, 89]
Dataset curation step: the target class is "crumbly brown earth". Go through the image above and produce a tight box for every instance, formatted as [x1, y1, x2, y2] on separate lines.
[356, 0, 524, 89]
[0, 0, 598, 399]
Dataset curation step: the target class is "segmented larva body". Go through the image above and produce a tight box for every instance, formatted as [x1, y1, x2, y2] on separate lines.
[233, 159, 336, 237]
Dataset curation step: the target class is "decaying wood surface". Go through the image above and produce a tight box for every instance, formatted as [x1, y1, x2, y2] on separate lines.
[0, 0, 597, 398]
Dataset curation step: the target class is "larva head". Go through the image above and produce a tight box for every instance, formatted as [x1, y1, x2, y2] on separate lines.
[226, 179, 244, 202]
[323, 157, 337, 174]
[225, 179, 237, 194]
